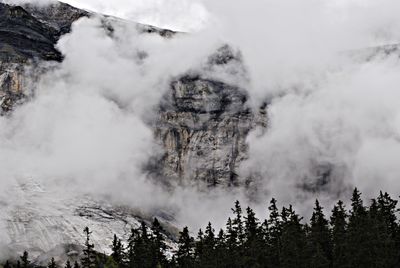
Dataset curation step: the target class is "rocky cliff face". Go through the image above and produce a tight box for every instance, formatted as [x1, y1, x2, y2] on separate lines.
[0, 0, 263, 260]
[155, 74, 253, 186]
[0, 1, 84, 113]
[154, 46, 265, 186]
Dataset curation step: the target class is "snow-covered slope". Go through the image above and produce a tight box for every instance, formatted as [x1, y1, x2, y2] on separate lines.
[0, 180, 177, 263]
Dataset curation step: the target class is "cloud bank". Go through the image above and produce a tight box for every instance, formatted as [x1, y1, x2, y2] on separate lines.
[2, 0, 400, 242]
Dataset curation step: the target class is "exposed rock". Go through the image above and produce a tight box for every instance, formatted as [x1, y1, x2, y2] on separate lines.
[1, 181, 177, 263]
[0, 3, 62, 62]
[0, 0, 264, 260]
[0, 1, 82, 113]
[155, 75, 254, 186]
[0, 1, 176, 113]
[151, 45, 267, 186]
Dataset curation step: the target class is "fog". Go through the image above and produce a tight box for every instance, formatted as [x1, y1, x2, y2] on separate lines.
[1, 0, 400, 244]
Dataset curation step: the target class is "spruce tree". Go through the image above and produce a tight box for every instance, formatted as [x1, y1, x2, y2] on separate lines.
[127, 227, 140, 268]
[176, 227, 194, 268]
[232, 200, 245, 245]
[308, 200, 332, 267]
[243, 206, 264, 267]
[65, 260, 72, 268]
[266, 198, 282, 267]
[150, 218, 167, 267]
[224, 217, 239, 267]
[199, 222, 217, 267]
[81, 227, 96, 268]
[368, 194, 398, 267]
[20, 251, 30, 268]
[214, 229, 227, 267]
[330, 200, 348, 268]
[131, 222, 152, 268]
[194, 229, 204, 266]
[347, 188, 370, 268]
[48, 257, 57, 268]
[4, 260, 11, 268]
[111, 234, 124, 265]
[280, 205, 308, 268]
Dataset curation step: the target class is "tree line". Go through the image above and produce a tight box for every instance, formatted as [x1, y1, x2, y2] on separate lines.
[2, 188, 400, 268]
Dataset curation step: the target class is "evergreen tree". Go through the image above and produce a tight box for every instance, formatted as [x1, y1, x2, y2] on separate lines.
[111, 234, 124, 265]
[198, 222, 217, 267]
[232, 200, 245, 245]
[266, 198, 281, 267]
[243, 206, 264, 267]
[65, 260, 72, 268]
[126, 227, 139, 267]
[368, 194, 398, 267]
[20, 251, 30, 268]
[131, 222, 152, 268]
[4, 260, 11, 268]
[81, 227, 96, 268]
[226, 201, 245, 267]
[150, 218, 167, 267]
[308, 200, 332, 267]
[376, 191, 398, 237]
[214, 229, 227, 267]
[194, 229, 204, 266]
[48, 257, 57, 268]
[347, 188, 371, 268]
[280, 205, 308, 268]
[224, 217, 239, 268]
[176, 227, 194, 268]
[330, 200, 348, 268]
[104, 256, 118, 268]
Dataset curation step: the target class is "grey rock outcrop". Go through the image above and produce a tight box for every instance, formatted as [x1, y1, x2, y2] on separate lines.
[154, 73, 255, 186]
[152, 45, 267, 186]
[0, 0, 264, 259]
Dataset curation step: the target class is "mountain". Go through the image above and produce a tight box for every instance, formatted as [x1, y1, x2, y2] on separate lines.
[0, 0, 264, 262]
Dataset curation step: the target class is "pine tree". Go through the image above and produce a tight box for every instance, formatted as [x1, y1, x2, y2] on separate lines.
[280, 205, 308, 268]
[214, 229, 227, 267]
[48, 257, 57, 268]
[194, 228, 204, 265]
[4, 260, 11, 268]
[225, 217, 237, 252]
[308, 200, 332, 267]
[20, 251, 30, 268]
[368, 193, 398, 267]
[266, 198, 282, 267]
[347, 188, 371, 268]
[232, 200, 245, 245]
[131, 222, 152, 268]
[81, 227, 96, 268]
[111, 234, 124, 265]
[150, 218, 167, 267]
[65, 260, 72, 268]
[330, 200, 348, 268]
[243, 206, 264, 267]
[176, 226, 194, 268]
[126, 227, 140, 267]
[198, 222, 217, 267]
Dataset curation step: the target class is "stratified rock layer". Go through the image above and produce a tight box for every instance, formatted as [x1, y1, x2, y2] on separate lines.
[155, 75, 254, 186]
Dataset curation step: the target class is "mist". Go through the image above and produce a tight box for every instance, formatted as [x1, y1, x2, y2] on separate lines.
[2, 0, 400, 245]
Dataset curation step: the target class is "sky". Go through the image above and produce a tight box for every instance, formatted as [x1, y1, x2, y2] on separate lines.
[59, 0, 209, 32]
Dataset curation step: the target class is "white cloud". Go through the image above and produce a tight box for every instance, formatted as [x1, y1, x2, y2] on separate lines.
[3, 0, 400, 237]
